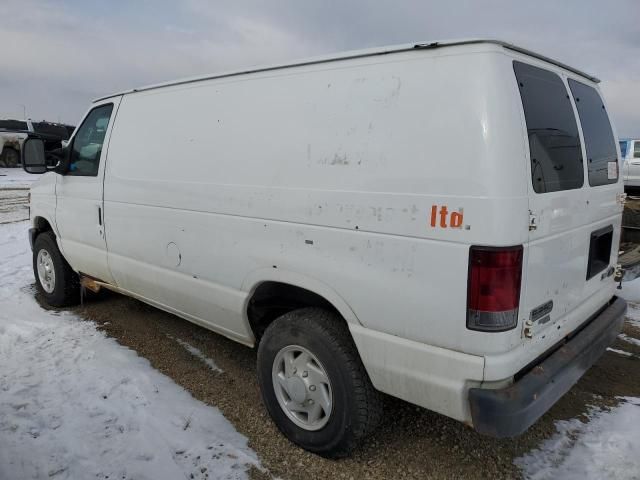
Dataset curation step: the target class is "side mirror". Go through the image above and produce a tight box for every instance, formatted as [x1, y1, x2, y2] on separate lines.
[22, 137, 65, 174]
[22, 138, 47, 174]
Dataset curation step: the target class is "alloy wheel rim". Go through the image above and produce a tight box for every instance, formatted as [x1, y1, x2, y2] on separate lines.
[272, 345, 333, 431]
[36, 249, 56, 294]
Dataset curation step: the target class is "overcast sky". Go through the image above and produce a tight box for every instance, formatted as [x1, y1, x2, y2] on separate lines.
[4, 0, 639, 136]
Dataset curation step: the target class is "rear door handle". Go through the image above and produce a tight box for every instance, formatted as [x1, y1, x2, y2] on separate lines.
[98, 205, 102, 226]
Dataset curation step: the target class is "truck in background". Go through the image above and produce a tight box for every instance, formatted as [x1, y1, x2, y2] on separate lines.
[620, 138, 640, 191]
[0, 119, 74, 167]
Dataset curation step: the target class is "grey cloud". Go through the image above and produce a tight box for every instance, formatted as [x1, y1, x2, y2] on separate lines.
[2, 0, 638, 136]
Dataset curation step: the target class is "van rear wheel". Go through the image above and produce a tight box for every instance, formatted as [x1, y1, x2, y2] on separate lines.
[33, 231, 80, 307]
[257, 307, 382, 458]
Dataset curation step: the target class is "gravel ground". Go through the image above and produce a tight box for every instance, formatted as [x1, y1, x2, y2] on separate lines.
[66, 292, 640, 480]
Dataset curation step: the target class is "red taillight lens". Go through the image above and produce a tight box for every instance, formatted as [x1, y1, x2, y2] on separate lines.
[467, 246, 523, 332]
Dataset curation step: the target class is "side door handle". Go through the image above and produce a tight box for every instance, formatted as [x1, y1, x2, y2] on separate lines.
[97, 204, 104, 239]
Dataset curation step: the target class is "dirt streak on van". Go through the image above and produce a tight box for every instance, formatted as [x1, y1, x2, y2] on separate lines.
[22, 39, 626, 456]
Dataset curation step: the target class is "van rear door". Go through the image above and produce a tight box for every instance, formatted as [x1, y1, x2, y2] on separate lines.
[514, 61, 622, 338]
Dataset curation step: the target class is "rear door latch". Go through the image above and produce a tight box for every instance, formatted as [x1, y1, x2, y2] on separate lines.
[529, 211, 537, 231]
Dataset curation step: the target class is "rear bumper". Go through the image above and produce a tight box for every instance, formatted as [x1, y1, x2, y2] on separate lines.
[469, 296, 626, 438]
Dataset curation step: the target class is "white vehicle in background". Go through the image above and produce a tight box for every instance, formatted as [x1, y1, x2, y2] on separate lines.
[0, 119, 33, 167]
[22, 39, 626, 457]
[1, 120, 74, 168]
[620, 139, 640, 190]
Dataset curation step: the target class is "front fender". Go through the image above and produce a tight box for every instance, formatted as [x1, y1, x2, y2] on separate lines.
[29, 173, 60, 249]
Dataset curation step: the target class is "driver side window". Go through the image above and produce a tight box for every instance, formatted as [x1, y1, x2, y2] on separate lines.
[68, 104, 114, 176]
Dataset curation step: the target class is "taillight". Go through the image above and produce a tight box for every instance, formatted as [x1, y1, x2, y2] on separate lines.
[467, 246, 523, 332]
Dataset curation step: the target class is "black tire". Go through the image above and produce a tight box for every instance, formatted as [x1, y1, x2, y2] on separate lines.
[0, 147, 20, 168]
[32, 231, 80, 307]
[257, 307, 383, 458]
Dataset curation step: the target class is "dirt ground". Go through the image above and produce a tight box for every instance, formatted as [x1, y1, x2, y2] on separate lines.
[59, 291, 640, 480]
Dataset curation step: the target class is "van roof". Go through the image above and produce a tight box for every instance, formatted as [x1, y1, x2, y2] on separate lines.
[94, 39, 599, 103]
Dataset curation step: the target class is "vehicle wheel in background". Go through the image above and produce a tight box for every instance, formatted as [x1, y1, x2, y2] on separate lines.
[0, 147, 20, 168]
[32, 231, 80, 307]
[257, 307, 383, 458]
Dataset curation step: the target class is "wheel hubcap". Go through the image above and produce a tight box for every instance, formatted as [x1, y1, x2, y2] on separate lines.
[272, 345, 333, 431]
[36, 249, 56, 294]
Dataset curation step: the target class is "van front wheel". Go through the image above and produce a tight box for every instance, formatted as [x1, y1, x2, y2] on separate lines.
[33, 231, 80, 307]
[257, 307, 382, 458]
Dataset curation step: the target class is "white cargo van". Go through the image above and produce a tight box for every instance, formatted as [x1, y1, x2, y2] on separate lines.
[22, 39, 627, 457]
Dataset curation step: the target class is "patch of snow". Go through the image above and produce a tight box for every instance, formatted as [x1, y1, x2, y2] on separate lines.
[0, 221, 260, 480]
[617, 280, 640, 328]
[170, 335, 222, 373]
[625, 302, 640, 330]
[607, 347, 634, 357]
[0, 168, 34, 223]
[0, 167, 36, 189]
[515, 397, 640, 480]
[619, 333, 640, 347]
[0, 189, 30, 224]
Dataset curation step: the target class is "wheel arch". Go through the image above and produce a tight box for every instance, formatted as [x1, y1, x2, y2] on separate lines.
[32, 215, 54, 233]
[29, 215, 59, 250]
[242, 269, 362, 343]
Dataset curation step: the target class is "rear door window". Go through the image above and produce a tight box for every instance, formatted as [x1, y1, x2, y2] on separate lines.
[568, 79, 618, 186]
[514, 61, 584, 193]
[635, 141, 640, 159]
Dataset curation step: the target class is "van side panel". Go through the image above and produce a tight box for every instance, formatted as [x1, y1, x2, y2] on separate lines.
[103, 47, 529, 356]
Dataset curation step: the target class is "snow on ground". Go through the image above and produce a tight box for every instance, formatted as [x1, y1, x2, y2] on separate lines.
[514, 277, 640, 479]
[0, 221, 260, 480]
[620, 276, 640, 329]
[515, 398, 640, 480]
[619, 333, 640, 347]
[0, 167, 35, 189]
[168, 334, 222, 373]
[606, 347, 634, 357]
[0, 167, 34, 224]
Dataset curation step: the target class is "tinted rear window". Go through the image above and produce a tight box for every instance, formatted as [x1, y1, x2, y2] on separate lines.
[513, 61, 584, 193]
[568, 79, 618, 186]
